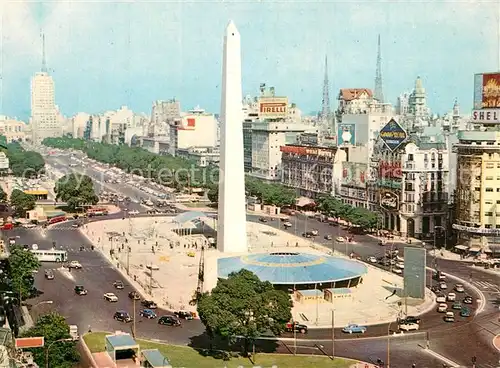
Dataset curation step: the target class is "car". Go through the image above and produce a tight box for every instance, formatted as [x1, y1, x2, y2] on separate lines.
[71, 223, 80, 228]
[335, 236, 345, 243]
[285, 321, 308, 333]
[104, 293, 118, 302]
[324, 234, 332, 240]
[44, 270, 54, 280]
[454, 284, 465, 293]
[342, 324, 367, 334]
[439, 282, 447, 290]
[463, 295, 473, 304]
[258, 217, 268, 223]
[436, 294, 446, 303]
[128, 291, 141, 300]
[158, 315, 181, 326]
[22, 223, 36, 228]
[396, 262, 405, 269]
[174, 311, 194, 320]
[139, 309, 157, 319]
[452, 302, 462, 310]
[114, 310, 132, 322]
[396, 255, 404, 262]
[68, 261, 82, 269]
[146, 264, 160, 271]
[283, 221, 292, 228]
[444, 311, 455, 322]
[392, 268, 403, 275]
[367, 256, 378, 263]
[460, 307, 471, 317]
[141, 300, 157, 309]
[400, 316, 421, 325]
[129, 210, 139, 215]
[113, 281, 124, 289]
[398, 322, 419, 331]
[437, 303, 448, 313]
[74, 285, 88, 295]
[447, 293, 456, 302]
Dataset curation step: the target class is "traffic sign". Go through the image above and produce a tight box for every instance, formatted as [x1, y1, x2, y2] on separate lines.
[15, 337, 44, 348]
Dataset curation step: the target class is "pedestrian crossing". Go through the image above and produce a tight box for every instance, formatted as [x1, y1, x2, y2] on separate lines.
[472, 280, 499, 290]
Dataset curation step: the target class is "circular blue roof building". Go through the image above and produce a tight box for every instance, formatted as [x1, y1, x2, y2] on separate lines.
[218, 252, 367, 289]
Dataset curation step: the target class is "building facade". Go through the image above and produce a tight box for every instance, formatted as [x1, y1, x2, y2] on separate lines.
[30, 71, 59, 142]
[0, 117, 26, 142]
[149, 99, 181, 137]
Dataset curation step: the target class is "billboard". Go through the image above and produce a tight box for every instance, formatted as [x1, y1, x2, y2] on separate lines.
[341, 162, 367, 188]
[337, 124, 356, 145]
[258, 97, 288, 118]
[471, 109, 500, 123]
[474, 72, 500, 109]
[403, 247, 426, 299]
[379, 119, 407, 151]
[379, 190, 399, 210]
[0, 153, 9, 170]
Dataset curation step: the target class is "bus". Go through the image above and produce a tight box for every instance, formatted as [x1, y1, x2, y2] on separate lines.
[48, 215, 67, 225]
[30, 249, 68, 262]
[87, 207, 108, 217]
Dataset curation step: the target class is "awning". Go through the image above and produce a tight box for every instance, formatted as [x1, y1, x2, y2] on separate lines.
[454, 245, 469, 251]
[469, 247, 482, 252]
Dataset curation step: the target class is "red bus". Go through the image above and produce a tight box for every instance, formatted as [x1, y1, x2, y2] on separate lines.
[87, 207, 108, 217]
[1, 223, 13, 230]
[48, 216, 66, 225]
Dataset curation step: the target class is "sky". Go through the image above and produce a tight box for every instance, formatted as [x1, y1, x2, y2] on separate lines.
[0, 0, 499, 121]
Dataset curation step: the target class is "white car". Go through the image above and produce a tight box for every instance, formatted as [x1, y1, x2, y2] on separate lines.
[283, 221, 292, 228]
[104, 293, 118, 302]
[23, 223, 37, 229]
[436, 295, 446, 303]
[437, 303, 448, 313]
[392, 268, 403, 274]
[367, 256, 378, 263]
[128, 210, 139, 215]
[336, 236, 345, 243]
[447, 293, 456, 302]
[454, 284, 465, 293]
[146, 264, 160, 271]
[68, 261, 82, 269]
[396, 262, 405, 269]
[399, 322, 419, 331]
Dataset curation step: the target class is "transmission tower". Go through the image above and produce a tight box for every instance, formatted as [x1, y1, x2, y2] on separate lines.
[320, 54, 331, 122]
[374, 34, 384, 103]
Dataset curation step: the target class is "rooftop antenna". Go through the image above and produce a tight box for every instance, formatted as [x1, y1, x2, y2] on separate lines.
[41, 32, 48, 73]
[374, 34, 384, 103]
[320, 54, 331, 122]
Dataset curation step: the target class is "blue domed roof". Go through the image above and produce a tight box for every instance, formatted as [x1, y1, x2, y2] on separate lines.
[218, 252, 367, 285]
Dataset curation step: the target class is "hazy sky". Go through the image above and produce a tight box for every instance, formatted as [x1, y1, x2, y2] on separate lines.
[1, 0, 498, 121]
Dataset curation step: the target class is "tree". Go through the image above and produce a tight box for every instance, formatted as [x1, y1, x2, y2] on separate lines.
[9, 245, 40, 300]
[5, 142, 45, 177]
[197, 269, 292, 353]
[10, 188, 36, 217]
[207, 185, 219, 203]
[22, 312, 79, 368]
[0, 186, 6, 202]
[54, 174, 99, 212]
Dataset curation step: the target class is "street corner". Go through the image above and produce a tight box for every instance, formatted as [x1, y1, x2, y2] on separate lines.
[493, 334, 500, 352]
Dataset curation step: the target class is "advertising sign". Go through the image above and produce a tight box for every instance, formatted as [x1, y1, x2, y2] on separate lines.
[337, 124, 356, 145]
[403, 247, 426, 299]
[0, 153, 9, 170]
[380, 190, 399, 210]
[379, 119, 407, 151]
[258, 97, 288, 118]
[471, 109, 500, 123]
[341, 162, 367, 188]
[474, 72, 500, 109]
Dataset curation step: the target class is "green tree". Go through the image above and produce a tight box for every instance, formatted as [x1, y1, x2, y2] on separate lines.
[9, 244, 40, 300]
[54, 174, 98, 212]
[5, 142, 45, 177]
[197, 269, 292, 354]
[207, 185, 218, 203]
[0, 186, 6, 202]
[10, 188, 36, 217]
[22, 312, 79, 368]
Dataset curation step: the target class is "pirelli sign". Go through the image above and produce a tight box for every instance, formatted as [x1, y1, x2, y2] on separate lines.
[259, 97, 289, 118]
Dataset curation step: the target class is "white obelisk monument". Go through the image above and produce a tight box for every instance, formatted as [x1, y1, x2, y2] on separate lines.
[217, 21, 248, 253]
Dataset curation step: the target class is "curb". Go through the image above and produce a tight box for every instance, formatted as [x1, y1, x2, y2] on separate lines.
[78, 335, 98, 368]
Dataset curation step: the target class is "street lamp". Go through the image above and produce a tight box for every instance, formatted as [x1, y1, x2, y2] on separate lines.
[45, 338, 73, 368]
[387, 321, 393, 368]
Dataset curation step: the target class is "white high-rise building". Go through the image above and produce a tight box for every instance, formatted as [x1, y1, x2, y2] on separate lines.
[30, 35, 59, 143]
[217, 21, 247, 254]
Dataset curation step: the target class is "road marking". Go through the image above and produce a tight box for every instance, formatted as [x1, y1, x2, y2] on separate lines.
[422, 348, 461, 367]
[57, 268, 75, 282]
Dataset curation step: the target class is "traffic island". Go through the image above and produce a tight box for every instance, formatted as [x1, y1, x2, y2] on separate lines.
[83, 332, 356, 368]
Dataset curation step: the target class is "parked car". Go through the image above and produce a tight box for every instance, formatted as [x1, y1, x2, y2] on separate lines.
[444, 311, 455, 322]
[454, 284, 465, 293]
[139, 309, 157, 319]
[439, 282, 448, 290]
[398, 322, 419, 331]
[258, 217, 268, 223]
[437, 303, 448, 313]
[158, 315, 181, 326]
[342, 324, 367, 334]
[463, 295, 473, 304]
[44, 270, 54, 280]
[128, 291, 141, 300]
[113, 281, 124, 289]
[452, 302, 463, 310]
[460, 307, 471, 317]
[74, 285, 87, 295]
[367, 256, 378, 263]
[400, 316, 421, 325]
[392, 268, 403, 275]
[174, 311, 194, 320]
[104, 293, 118, 302]
[114, 310, 132, 322]
[336, 236, 345, 243]
[129, 210, 139, 215]
[447, 293, 456, 302]
[141, 300, 157, 309]
[436, 294, 446, 303]
[285, 321, 308, 334]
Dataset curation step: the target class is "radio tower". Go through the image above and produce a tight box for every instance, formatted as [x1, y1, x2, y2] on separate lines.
[320, 54, 330, 122]
[374, 34, 384, 103]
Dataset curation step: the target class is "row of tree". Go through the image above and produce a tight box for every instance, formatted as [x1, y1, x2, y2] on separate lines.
[316, 195, 378, 230]
[42, 137, 218, 189]
[54, 173, 99, 212]
[5, 142, 45, 178]
[207, 176, 297, 207]
[0, 186, 36, 216]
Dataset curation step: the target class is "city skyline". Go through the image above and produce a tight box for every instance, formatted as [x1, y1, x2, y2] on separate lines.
[1, 0, 498, 121]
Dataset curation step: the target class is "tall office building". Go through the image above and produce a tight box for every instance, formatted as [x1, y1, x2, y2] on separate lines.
[30, 34, 59, 143]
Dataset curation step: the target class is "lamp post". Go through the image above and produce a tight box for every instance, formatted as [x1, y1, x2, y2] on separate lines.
[387, 321, 393, 368]
[31, 300, 53, 320]
[45, 338, 73, 368]
[433, 225, 446, 269]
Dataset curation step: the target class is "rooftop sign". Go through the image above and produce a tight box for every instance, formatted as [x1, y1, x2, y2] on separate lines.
[15, 337, 45, 348]
[379, 119, 407, 151]
[471, 109, 500, 123]
[474, 72, 500, 109]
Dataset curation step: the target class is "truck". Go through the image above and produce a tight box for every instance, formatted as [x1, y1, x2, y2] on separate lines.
[69, 325, 79, 340]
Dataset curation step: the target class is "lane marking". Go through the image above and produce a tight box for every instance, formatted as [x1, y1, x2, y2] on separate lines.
[56, 267, 75, 282]
[422, 348, 461, 367]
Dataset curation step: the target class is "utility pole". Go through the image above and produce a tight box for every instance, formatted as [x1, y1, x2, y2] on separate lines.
[331, 309, 335, 359]
[126, 247, 130, 275]
[132, 298, 136, 338]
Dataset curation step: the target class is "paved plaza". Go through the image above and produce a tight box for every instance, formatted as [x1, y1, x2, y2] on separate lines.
[82, 216, 435, 327]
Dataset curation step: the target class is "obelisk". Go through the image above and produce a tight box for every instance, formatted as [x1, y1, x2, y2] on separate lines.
[217, 21, 248, 253]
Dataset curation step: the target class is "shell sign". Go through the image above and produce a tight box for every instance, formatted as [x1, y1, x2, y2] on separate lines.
[379, 119, 407, 151]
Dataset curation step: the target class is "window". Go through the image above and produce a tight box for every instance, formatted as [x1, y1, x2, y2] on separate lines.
[486, 188, 493, 192]
[475, 187, 480, 191]
[407, 154, 414, 161]
[486, 163, 495, 169]
[486, 176, 494, 180]
[484, 212, 493, 216]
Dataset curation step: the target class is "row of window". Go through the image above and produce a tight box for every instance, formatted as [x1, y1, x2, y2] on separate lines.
[474, 187, 500, 192]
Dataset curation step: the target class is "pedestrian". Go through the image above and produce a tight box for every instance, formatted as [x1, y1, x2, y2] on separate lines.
[88, 325, 92, 333]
